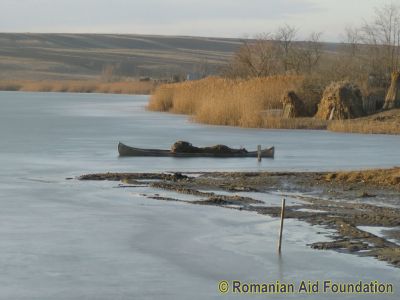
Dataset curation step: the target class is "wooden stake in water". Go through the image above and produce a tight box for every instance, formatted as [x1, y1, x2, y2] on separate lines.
[278, 198, 286, 254]
[257, 145, 262, 162]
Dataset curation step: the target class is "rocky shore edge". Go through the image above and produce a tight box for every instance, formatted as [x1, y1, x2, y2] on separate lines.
[79, 169, 400, 267]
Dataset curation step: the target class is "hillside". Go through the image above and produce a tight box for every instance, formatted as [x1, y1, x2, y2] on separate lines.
[0, 33, 345, 81]
[0, 33, 243, 80]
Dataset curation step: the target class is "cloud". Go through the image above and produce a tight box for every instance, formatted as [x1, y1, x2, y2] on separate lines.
[0, 0, 318, 30]
[0, 0, 388, 41]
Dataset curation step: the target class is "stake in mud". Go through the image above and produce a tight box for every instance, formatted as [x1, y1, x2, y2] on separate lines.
[278, 198, 286, 254]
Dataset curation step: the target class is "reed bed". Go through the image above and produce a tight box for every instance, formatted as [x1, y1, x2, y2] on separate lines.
[148, 76, 306, 128]
[328, 119, 400, 135]
[324, 167, 400, 188]
[263, 117, 327, 130]
[328, 108, 400, 135]
[0, 80, 156, 95]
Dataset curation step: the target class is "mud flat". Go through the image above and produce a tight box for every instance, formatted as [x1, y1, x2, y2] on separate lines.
[80, 168, 400, 267]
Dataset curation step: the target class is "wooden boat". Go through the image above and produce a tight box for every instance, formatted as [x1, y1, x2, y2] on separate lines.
[118, 142, 274, 158]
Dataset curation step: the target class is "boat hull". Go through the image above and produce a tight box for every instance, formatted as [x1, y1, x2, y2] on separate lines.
[118, 142, 274, 158]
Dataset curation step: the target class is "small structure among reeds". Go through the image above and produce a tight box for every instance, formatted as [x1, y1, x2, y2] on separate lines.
[383, 71, 400, 110]
[363, 89, 385, 114]
[281, 91, 306, 118]
[315, 81, 365, 120]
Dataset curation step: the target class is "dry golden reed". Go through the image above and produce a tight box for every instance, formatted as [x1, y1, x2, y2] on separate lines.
[328, 119, 400, 135]
[263, 117, 327, 130]
[324, 167, 400, 188]
[148, 76, 306, 128]
[0, 80, 156, 95]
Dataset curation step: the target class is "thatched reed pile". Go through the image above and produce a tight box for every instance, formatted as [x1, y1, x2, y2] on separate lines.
[383, 71, 400, 110]
[281, 91, 306, 118]
[315, 81, 365, 120]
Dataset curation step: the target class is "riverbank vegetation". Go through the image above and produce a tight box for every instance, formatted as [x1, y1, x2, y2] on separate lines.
[328, 109, 400, 135]
[0, 79, 157, 95]
[148, 76, 327, 128]
[324, 167, 400, 189]
[148, 76, 400, 134]
[148, 2, 400, 135]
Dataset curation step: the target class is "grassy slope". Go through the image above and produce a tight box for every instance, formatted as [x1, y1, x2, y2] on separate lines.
[0, 33, 242, 80]
[0, 33, 343, 81]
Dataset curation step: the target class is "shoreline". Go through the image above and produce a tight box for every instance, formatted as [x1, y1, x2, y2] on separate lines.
[2, 85, 398, 135]
[148, 77, 400, 135]
[0, 79, 156, 95]
[147, 107, 400, 136]
[0, 89, 151, 96]
[79, 168, 400, 268]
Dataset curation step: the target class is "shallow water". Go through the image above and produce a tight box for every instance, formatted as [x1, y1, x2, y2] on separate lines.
[0, 92, 399, 299]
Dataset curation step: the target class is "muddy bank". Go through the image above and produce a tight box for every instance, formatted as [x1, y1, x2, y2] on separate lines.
[79, 169, 400, 267]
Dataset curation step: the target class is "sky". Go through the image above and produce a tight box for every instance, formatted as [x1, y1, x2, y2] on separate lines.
[0, 0, 394, 41]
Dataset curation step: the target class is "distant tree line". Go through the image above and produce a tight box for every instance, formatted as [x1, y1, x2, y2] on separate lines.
[223, 26, 323, 78]
[222, 2, 400, 89]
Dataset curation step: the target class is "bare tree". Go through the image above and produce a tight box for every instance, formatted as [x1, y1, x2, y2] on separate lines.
[193, 58, 211, 78]
[344, 26, 361, 57]
[303, 32, 323, 73]
[224, 34, 282, 78]
[333, 27, 367, 82]
[361, 2, 400, 74]
[275, 24, 298, 71]
[288, 32, 323, 74]
[224, 28, 323, 78]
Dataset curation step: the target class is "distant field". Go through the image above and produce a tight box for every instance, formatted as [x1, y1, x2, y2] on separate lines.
[0, 33, 243, 80]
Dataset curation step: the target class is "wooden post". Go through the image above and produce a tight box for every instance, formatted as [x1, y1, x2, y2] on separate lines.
[278, 198, 286, 254]
[257, 145, 262, 162]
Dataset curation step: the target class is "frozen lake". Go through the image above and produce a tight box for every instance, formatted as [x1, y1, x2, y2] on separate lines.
[0, 92, 399, 299]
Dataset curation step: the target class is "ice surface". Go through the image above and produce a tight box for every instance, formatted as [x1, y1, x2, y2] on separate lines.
[0, 92, 399, 299]
[358, 226, 400, 246]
